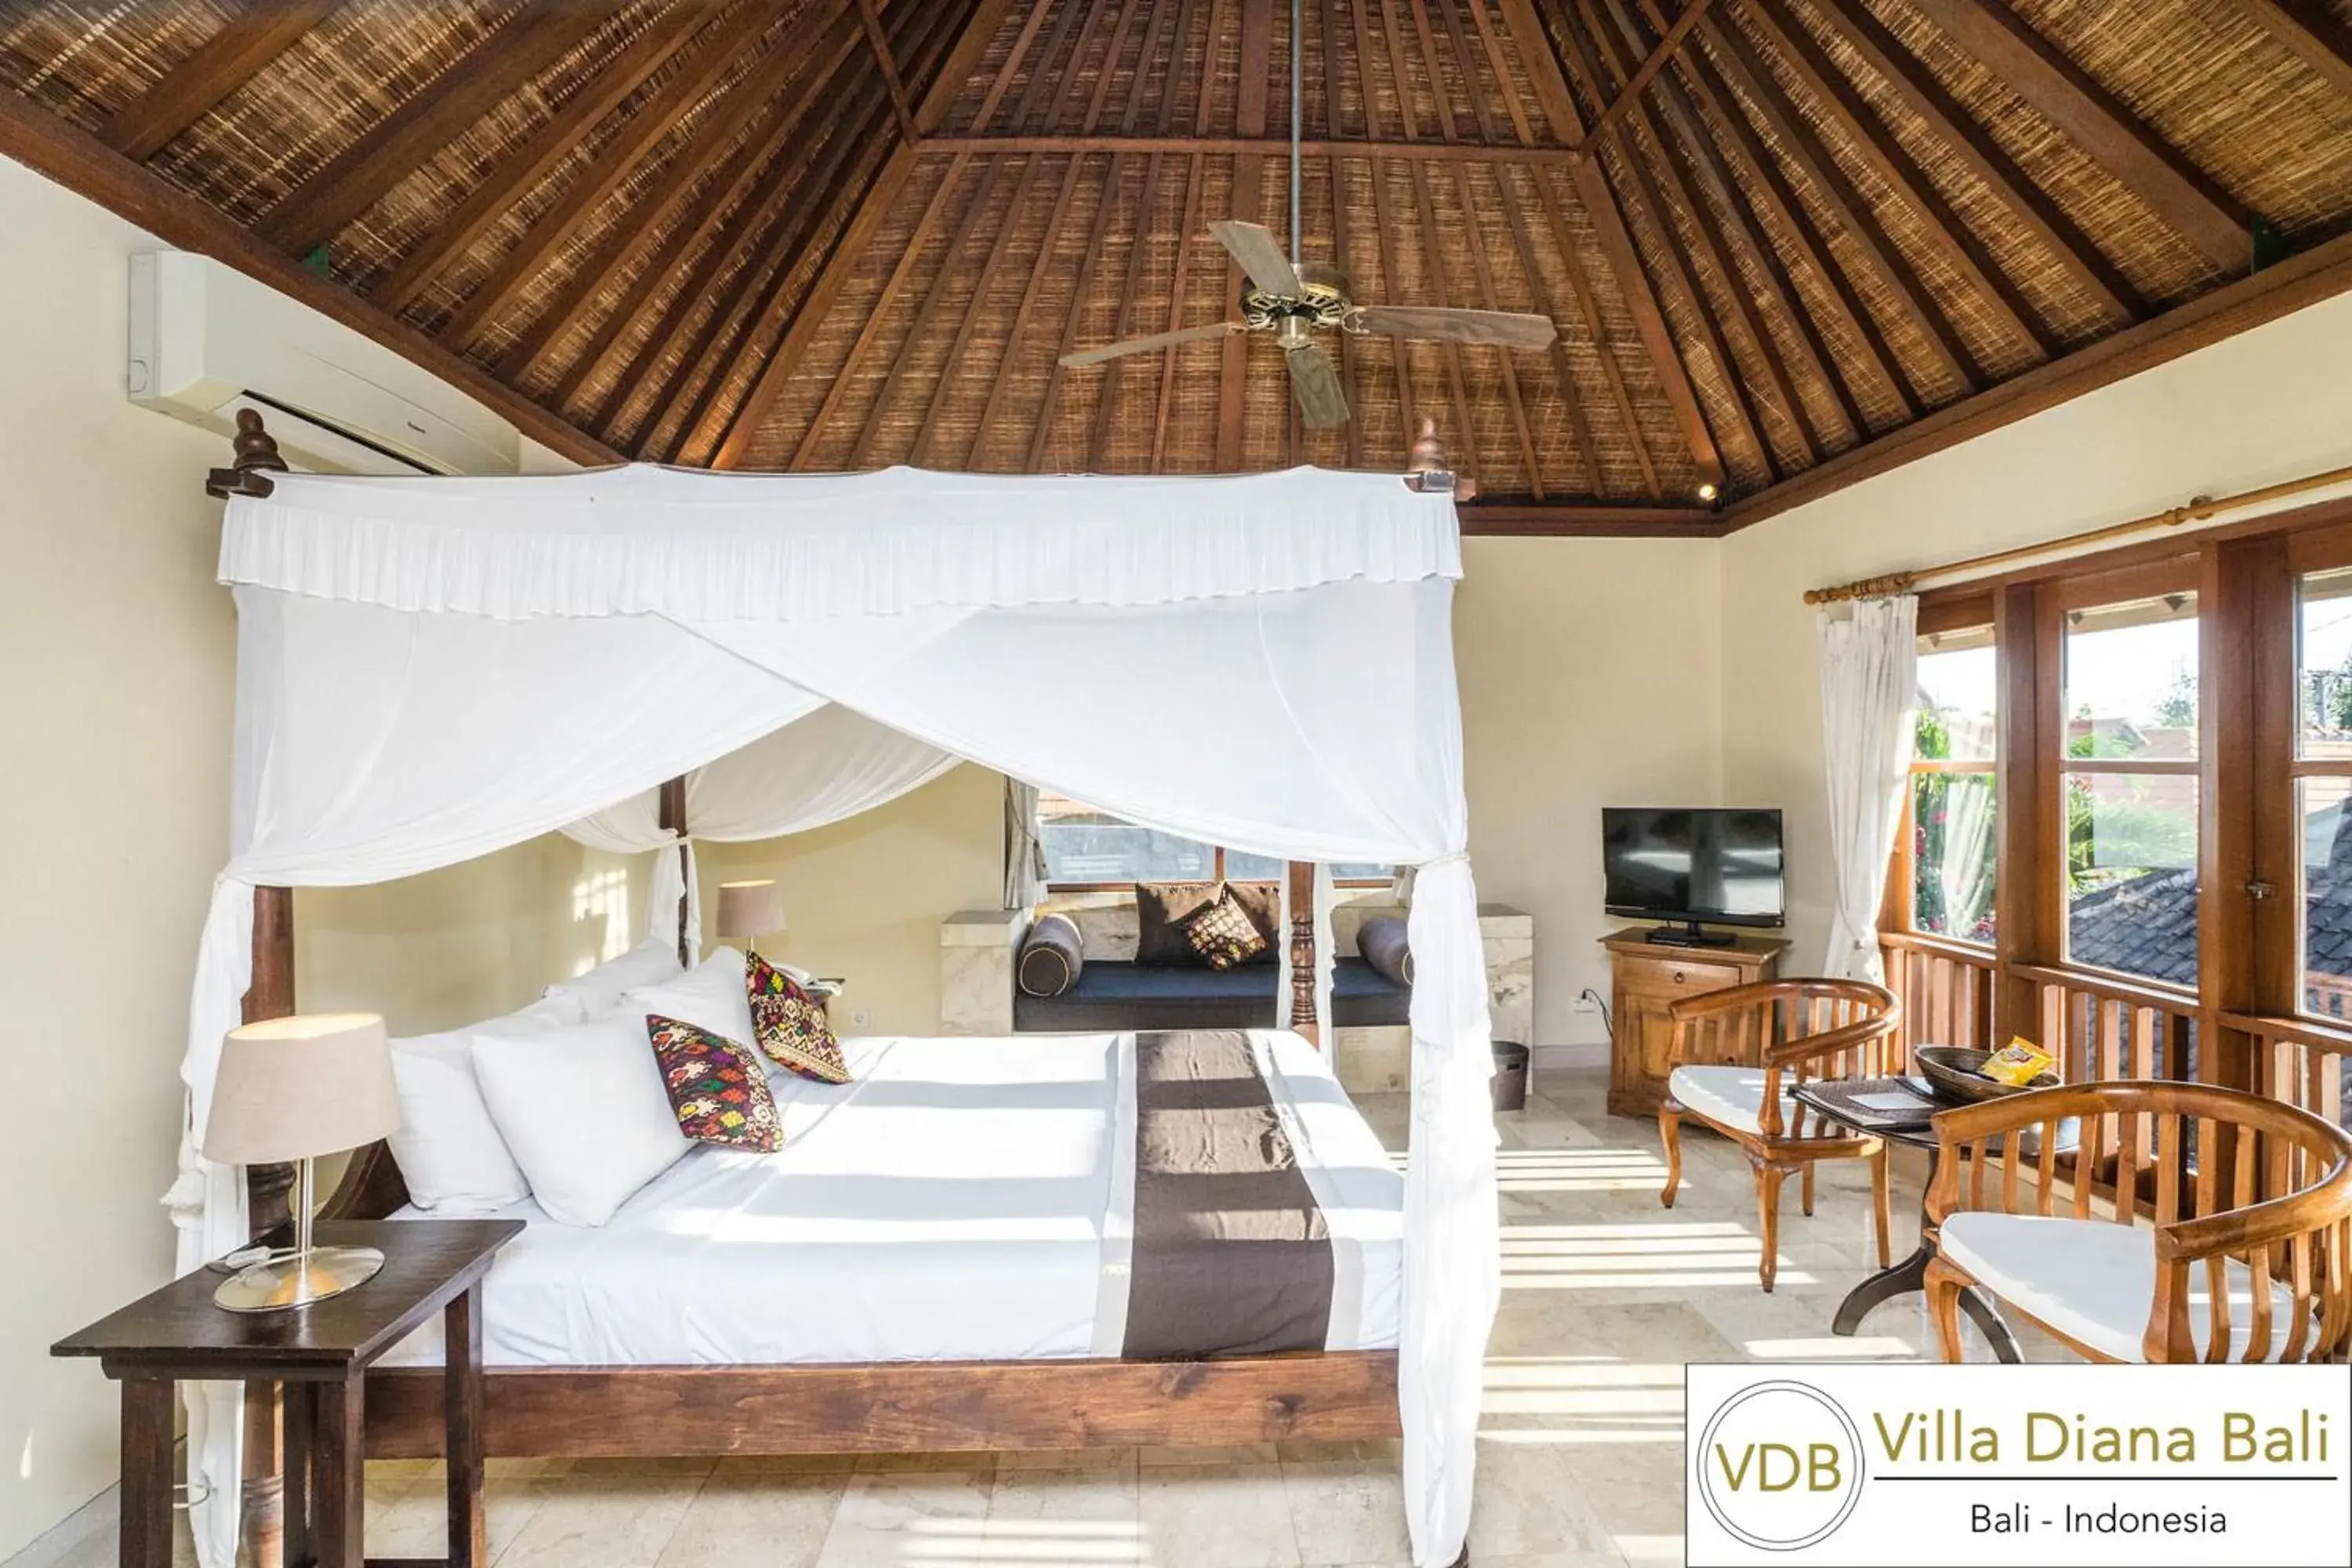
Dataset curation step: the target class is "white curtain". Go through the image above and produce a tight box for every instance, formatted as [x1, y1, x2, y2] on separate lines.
[177, 466, 1494, 1568]
[1004, 778, 1047, 910]
[1817, 595, 1919, 981]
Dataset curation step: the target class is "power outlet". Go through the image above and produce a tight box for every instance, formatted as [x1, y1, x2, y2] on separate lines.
[850, 1008, 872, 1028]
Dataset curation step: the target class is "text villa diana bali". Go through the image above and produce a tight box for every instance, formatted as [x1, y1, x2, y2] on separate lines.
[1872, 1405, 2332, 1465]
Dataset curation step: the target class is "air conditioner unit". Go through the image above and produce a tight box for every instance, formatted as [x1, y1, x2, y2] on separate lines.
[127, 251, 521, 477]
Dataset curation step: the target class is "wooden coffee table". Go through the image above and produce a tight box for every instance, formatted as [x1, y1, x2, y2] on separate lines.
[53, 1219, 521, 1568]
[1788, 1078, 2075, 1364]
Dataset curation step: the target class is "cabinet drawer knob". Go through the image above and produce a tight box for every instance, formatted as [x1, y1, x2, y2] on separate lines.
[1671, 969, 1687, 984]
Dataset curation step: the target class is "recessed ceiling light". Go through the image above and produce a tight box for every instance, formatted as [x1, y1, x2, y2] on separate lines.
[1697, 481, 1719, 503]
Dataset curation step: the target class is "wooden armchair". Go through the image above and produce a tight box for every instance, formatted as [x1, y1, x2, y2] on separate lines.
[1925, 1081, 2352, 1363]
[1657, 978, 1902, 1292]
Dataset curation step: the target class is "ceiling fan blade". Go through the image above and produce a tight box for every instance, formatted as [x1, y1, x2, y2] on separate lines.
[1058, 321, 1243, 368]
[1285, 340, 1350, 429]
[1210, 220, 1304, 298]
[1349, 304, 1558, 350]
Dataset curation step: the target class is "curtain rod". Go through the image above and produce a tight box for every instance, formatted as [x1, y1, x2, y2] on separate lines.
[1801, 459, 2352, 604]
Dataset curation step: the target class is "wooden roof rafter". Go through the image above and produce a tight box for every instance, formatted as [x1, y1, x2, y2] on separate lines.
[96, 0, 337, 161]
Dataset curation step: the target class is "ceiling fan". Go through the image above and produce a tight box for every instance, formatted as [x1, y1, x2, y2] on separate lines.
[1056, 0, 1558, 429]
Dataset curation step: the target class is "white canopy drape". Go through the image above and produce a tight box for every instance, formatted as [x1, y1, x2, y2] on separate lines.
[173, 464, 1497, 1568]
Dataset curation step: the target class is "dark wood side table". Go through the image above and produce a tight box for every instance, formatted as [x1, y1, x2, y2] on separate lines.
[1789, 1079, 2076, 1365]
[53, 1219, 521, 1568]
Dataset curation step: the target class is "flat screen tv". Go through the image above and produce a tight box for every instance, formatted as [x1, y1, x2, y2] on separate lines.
[1602, 808, 1785, 946]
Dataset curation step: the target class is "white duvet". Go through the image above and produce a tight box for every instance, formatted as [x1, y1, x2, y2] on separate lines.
[382, 1029, 1403, 1367]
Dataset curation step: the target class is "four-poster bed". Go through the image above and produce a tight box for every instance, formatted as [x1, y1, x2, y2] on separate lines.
[176, 412, 1498, 1568]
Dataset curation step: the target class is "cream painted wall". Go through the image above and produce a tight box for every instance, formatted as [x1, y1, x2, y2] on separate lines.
[0, 158, 238, 1559]
[1457, 538, 1724, 1046]
[692, 765, 1002, 1036]
[1721, 289, 2352, 968]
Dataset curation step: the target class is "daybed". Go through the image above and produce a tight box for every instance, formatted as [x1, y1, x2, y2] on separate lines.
[168, 417, 1497, 1568]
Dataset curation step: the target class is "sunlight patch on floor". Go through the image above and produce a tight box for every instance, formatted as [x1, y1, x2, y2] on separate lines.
[1481, 1356, 1684, 1421]
[900, 1516, 1149, 1562]
[1497, 1218, 1806, 1289]
[1740, 1334, 1923, 1359]
[1494, 1146, 1675, 1193]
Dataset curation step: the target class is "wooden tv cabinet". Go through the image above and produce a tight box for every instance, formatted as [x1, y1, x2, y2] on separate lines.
[1601, 929, 1789, 1117]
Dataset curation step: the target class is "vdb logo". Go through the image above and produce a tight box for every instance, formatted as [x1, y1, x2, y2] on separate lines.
[1696, 1380, 1867, 1552]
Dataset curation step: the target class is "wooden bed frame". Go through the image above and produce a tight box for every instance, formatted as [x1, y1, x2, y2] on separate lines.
[212, 414, 1439, 1563]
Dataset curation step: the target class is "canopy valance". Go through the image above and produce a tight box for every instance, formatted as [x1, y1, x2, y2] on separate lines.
[218, 463, 1463, 620]
[175, 460, 1496, 1568]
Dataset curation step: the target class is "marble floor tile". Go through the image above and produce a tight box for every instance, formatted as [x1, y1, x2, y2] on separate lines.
[494, 1472, 705, 1568]
[656, 1472, 844, 1568]
[1278, 1458, 1410, 1566]
[1137, 1462, 1303, 1567]
[812, 1470, 992, 1567]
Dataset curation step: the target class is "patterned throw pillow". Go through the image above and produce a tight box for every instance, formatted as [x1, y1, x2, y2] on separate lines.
[1183, 886, 1269, 971]
[645, 1014, 782, 1152]
[746, 949, 852, 1084]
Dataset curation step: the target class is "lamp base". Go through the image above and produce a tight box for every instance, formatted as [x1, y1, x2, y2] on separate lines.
[212, 1244, 386, 1312]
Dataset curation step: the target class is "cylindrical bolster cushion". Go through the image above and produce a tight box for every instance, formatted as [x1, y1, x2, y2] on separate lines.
[1018, 913, 1085, 997]
[1357, 916, 1414, 987]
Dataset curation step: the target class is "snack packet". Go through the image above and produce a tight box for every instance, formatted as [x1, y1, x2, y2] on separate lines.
[1982, 1036, 2055, 1087]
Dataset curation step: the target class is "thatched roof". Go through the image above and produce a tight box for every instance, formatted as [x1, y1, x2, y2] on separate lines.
[4, 0, 2350, 530]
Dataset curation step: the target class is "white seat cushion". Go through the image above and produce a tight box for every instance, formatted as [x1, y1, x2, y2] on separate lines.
[1668, 1065, 1798, 1138]
[1940, 1211, 2311, 1362]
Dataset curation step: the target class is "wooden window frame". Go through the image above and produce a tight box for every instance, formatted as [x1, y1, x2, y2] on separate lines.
[1882, 492, 2352, 1128]
[1046, 839, 1394, 895]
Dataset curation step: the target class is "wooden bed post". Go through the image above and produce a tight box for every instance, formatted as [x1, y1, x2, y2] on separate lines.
[1287, 860, 1319, 1047]
[209, 408, 295, 1568]
[658, 775, 691, 966]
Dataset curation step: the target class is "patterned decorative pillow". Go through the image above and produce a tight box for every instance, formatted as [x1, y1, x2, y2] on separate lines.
[645, 1014, 782, 1152]
[746, 949, 851, 1084]
[1183, 886, 1269, 971]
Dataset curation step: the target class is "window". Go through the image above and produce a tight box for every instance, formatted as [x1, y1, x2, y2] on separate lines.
[2061, 592, 2200, 987]
[1910, 630, 1998, 944]
[1037, 793, 1392, 888]
[2296, 566, 2352, 1019]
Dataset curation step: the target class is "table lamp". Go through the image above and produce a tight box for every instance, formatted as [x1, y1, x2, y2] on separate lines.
[717, 879, 786, 957]
[202, 1012, 400, 1313]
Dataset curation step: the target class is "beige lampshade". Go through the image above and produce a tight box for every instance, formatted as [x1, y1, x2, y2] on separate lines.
[717, 880, 786, 942]
[202, 1013, 399, 1167]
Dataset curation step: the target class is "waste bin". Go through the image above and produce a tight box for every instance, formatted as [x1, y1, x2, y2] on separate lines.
[1491, 1040, 1530, 1112]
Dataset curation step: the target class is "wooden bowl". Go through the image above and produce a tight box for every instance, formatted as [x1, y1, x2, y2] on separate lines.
[1913, 1045, 2058, 1106]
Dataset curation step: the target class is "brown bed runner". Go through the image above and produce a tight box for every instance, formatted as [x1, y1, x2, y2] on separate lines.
[1123, 1030, 1335, 1359]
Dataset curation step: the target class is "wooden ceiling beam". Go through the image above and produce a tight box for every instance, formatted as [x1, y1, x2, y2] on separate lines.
[910, 0, 1111, 462]
[1430, 0, 1547, 492]
[98, 0, 336, 161]
[443, 0, 785, 347]
[585, 35, 881, 438]
[1494, 0, 1722, 490]
[1558, 0, 1775, 474]
[655, 84, 907, 459]
[711, 0, 1022, 466]
[1740, 0, 2056, 363]
[1024, 0, 1160, 465]
[258, 1, 617, 256]
[1722, 227, 2352, 531]
[1583, 0, 1717, 147]
[1813, 0, 2143, 324]
[1461, 501, 1720, 535]
[1608, 0, 1864, 444]
[1903, 0, 2256, 274]
[1145, 0, 1214, 468]
[1216, 0, 1276, 470]
[857, 0, 1094, 466]
[857, 0, 924, 143]
[967, 0, 1128, 463]
[497, 2, 865, 384]
[795, 157, 973, 467]
[1695, 10, 1977, 394]
[1642, 0, 1914, 421]
[0, 87, 617, 466]
[1343, 0, 1419, 464]
[918, 0, 1027, 134]
[557, 12, 871, 417]
[1382, 0, 1480, 484]
[2235, 0, 2352, 99]
[373, 0, 717, 314]
[927, 131, 1588, 162]
[1080, 0, 1188, 468]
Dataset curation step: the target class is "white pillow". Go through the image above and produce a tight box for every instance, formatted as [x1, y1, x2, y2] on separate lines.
[383, 993, 588, 1214]
[543, 937, 684, 1018]
[622, 946, 754, 1046]
[470, 1013, 688, 1227]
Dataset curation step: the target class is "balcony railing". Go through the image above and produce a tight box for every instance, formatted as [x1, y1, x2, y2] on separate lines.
[1879, 932, 1995, 1056]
